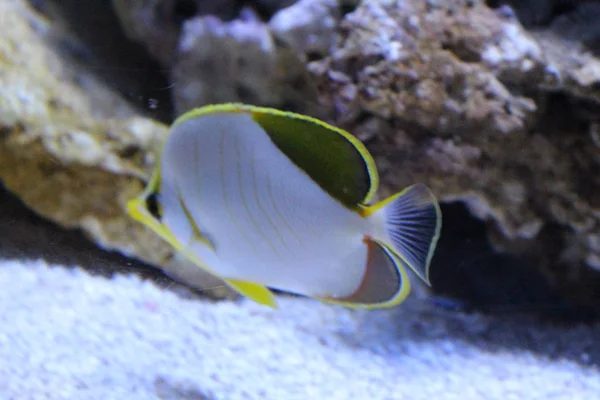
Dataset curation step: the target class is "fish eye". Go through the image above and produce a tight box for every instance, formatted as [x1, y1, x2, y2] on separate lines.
[146, 192, 162, 220]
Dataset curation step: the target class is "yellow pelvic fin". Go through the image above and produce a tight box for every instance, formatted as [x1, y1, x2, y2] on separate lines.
[127, 186, 219, 277]
[129, 197, 275, 304]
[127, 197, 183, 252]
[316, 237, 411, 309]
[225, 279, 279, 309]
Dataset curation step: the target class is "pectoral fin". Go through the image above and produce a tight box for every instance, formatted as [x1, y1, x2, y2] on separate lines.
[225, 279, 278, 309]
[317, 237, 411, 309]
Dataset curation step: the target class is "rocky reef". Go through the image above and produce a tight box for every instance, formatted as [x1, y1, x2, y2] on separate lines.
[309, 0, 600, 309]
[1, 0, 599, 312]
[0, 0, 232, 298]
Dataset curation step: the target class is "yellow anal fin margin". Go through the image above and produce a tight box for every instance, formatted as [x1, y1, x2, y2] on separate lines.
[316, 237, 411, 310]
[225, 279, 278, 309]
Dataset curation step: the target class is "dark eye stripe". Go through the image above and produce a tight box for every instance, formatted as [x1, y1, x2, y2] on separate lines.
[146, 192, 162, 220]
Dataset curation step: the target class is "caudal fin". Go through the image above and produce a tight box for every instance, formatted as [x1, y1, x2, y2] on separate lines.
[369, 184, 442, 285]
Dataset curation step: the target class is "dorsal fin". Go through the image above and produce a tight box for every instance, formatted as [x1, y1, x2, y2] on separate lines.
[175, 103, 379, 208]
[251, 108, 378, 208]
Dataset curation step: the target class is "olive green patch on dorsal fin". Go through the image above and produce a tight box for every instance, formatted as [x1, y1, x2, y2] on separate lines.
[250, 107, 379, 208]
[170, 103, 379, 207]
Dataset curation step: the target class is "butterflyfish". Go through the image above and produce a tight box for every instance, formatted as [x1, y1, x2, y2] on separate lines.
[127, 103, 442, 309]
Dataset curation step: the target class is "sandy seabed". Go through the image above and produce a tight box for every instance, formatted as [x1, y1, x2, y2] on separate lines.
[1, 258, 599, 400]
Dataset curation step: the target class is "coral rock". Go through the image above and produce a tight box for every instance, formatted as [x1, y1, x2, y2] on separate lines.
[171, 10, 317, 114]
[310, 0, 600, 307]
[111, 0, 302, 66]
[269, 0, 340, 59]
[111, 0, 243, 66]
[0, 0, 233, 299]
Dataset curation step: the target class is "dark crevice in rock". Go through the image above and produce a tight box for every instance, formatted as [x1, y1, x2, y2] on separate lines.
[487, 0, 600, 56]
[440, 41, 482, 64]
[536, 93, 592, 136]
[536, 222, 600, 313]
[339, 0, 360, 17]
[252, 0, 287, 20]
[29, 0, 175, 123]
[203, 1, 298, 22]
[430, 202, 599, 321]
[0, 183, 180, 292]
[486, 0, 579, 27]
[173, 0, 200, 23]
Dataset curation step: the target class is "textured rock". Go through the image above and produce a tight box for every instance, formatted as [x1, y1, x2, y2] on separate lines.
[111, 0, 240, 66]
[310, 0, 546, 136]
[29, 0, 173, 123]
[112, 0, 327, 115]
[269, 0, 340, 59]
[309, 0, 600, 306]
[172, 11, 317, 114]
[111, 0, 299, 67]
[0, 0, 233, 299]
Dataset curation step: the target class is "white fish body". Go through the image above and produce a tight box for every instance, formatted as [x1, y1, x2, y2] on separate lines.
[161, 112, 377, 299]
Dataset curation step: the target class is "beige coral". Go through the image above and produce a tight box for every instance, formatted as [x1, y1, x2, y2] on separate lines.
[0, 0, 233, 299]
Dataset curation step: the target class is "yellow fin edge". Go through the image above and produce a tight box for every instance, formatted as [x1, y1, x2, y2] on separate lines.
[126, 197, 184, 252]
[315, 269, 411, 310]
[128, 197, 277, 308]
[225, 279, 279, 308]
[315, 240, 412, 310]
[359, 186, 411, 218]
[127, 179, 277, 308]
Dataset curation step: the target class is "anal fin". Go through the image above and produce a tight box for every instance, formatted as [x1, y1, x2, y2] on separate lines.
[226, 279, 278, 309]
[317, 237, 411, 309]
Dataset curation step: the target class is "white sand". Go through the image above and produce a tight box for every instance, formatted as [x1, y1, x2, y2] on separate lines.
[1, 258, 599, 400]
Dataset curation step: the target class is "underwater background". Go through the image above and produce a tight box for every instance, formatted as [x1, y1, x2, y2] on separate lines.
[1, 0, 600, 398]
